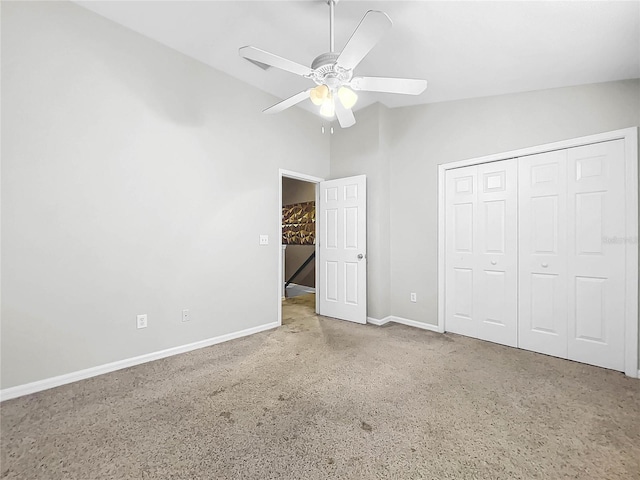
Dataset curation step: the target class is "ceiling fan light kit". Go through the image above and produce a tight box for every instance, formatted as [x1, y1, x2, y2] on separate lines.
[239, 0, 427, 128]
[319, 93, 336, 118]
[338, 86, 358, 110]
[310, 84, 329, 106]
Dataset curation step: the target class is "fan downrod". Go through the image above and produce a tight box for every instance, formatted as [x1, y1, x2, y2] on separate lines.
[310, 1, 350, 89]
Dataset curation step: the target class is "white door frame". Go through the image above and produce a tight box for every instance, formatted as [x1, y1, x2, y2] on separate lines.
[437, 127, 639, 378]
[278, 169, 324, 325]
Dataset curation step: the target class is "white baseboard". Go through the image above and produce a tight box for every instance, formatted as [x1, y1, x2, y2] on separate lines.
[0, 321, 279, 402]
[367, 315, 441, 333]
[367, 316, 392, 326]
[390, 315, 442, 332]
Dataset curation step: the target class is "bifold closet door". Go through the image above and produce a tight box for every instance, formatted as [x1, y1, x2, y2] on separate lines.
[518, 150, 568, 358]
[519, 140, 626, 371]
[566, 140, 626, 371]
[475, 161, 518, 346]
[445, 160, 518, 347]
[445, 165, 477, 339]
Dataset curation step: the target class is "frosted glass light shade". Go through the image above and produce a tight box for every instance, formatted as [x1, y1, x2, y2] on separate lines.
[338, 86, 358, 109]
[310, 85, 329, 106]
[319, 97, 335, 118]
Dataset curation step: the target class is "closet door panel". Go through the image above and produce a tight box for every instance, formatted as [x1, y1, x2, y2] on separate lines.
[444, 138, 628, 374]
[445, 166, 478, 338]
[476, 160, 518, 347]
[567, 140, 626, 371]
[518, 150, 568, 358]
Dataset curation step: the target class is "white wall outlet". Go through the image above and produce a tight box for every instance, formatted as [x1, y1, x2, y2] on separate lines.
[259, 234, 269, 246]
[410, 292, 417, 303]
[136, 314, 148, 329]
[182, 309, 190, 322]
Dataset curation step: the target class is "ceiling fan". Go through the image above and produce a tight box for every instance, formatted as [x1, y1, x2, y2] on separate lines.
[239, 0, 427, 128]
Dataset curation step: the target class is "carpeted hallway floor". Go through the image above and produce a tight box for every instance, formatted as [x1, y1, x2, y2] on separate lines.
[1, 295, 639, 479]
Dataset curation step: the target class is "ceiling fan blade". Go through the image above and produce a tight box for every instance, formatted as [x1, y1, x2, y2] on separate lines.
[263, 89, 312, 114]
[350, 76, 427, 95]
[335, 100, 356, 129]
[336, 11, 392, 71]
[239, 46, 312, 77]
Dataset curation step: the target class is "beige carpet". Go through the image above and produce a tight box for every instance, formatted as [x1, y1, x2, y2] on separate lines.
[2, 295, 639, 479]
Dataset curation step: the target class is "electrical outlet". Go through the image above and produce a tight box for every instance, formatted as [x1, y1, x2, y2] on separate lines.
[182, 309, 190, 322]
[259, 234, 269, 245]
[410, 292, 417, 303]
[136, 314, 148, 329]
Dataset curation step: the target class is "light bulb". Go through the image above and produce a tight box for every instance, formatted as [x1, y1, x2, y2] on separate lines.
[319, 96, 335, 118]
[338, 86, 358, 109]
[310, 85, 329, 106]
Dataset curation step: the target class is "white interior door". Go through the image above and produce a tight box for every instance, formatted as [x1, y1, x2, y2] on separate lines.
[441, 132, 635, 375]
[518, 149, 569, 358]
[567, 140, 626, 371]
[475, 160, 518, 347]
[519, 141, 627, 370]
[445, 165, 478, 338]
[319, 175, 367, 324]
[444, 160, 518, 347]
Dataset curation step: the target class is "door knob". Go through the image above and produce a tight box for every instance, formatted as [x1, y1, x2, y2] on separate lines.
[491, 260, 497, 265]
[541, 262, 549, 268]
[357, 254, 364, 260]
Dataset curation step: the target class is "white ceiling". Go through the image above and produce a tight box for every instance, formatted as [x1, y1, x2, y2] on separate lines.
[76, 1, 639, 115]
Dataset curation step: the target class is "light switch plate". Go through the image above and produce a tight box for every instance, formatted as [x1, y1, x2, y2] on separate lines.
[259, 234, 269, 246]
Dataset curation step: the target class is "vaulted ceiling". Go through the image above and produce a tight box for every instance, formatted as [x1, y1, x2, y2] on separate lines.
[76, 1, 639, 115]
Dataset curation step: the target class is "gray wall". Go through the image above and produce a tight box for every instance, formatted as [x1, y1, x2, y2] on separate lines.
[331, 79, 639, 368]
[386, 79, 639, 325]
[282, 178, 315, 288]
[1, 1, 329, 389]
[330, 104, 391, 320]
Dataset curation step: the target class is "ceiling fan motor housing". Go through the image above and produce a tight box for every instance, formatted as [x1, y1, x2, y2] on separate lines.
[310, 52, 352, 89]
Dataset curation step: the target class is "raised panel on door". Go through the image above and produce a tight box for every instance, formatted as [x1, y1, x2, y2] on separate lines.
[452, 267, 473, 314]
[475, 160, 518, 347]
[518, 150, 568, 358]
[445, 165, 479, 338]
[567, 140, 625, 370]
[319, 175, 367, 324]
[454, 203, 474, 253]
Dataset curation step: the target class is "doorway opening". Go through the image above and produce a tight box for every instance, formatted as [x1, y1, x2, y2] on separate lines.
[278, 170, 324, 326]
[278, 170, 368, 326]
[282, 176, 316, 299]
